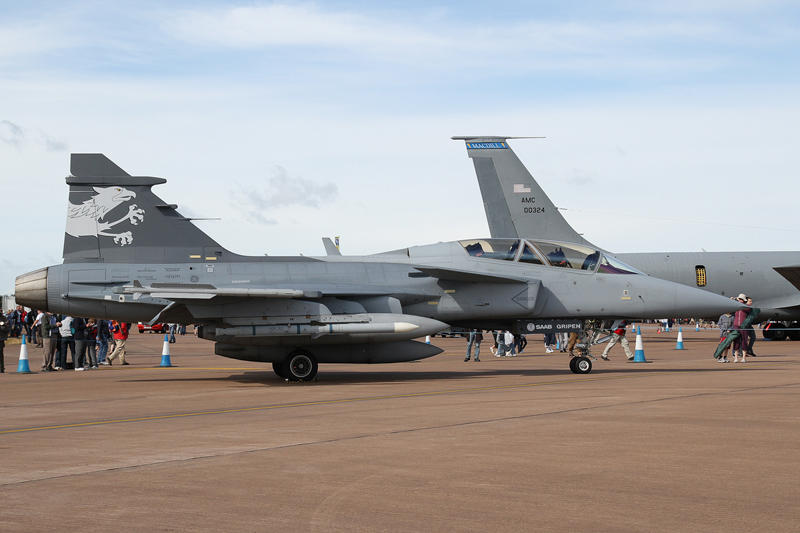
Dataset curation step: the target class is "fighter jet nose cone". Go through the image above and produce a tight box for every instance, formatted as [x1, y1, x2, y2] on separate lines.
[674, 284, 746, 318]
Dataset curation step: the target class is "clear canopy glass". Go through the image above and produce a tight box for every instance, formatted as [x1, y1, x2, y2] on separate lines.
[460, 239, 521, 261]
[459, 238, 642, 275]
[597, 255, 644, 275]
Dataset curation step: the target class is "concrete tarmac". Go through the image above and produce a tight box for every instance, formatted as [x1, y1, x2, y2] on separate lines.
[1, 327, 798, 532]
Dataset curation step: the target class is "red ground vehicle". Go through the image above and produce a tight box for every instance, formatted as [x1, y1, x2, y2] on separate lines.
[137, 322, 167, 334]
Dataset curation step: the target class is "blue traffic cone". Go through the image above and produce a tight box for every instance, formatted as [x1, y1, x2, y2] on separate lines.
[695, 322, 700, 332]
[675, 327, 685, 350]
[633, 327, 648, 362]
[16, 335, 32, 373]
[159, 334, 172, 367]
[425, 335, 431, 344]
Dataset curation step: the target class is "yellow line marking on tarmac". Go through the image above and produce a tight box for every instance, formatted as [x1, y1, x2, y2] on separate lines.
[1, 361, 795, 435]
[149, 367, 266, 371]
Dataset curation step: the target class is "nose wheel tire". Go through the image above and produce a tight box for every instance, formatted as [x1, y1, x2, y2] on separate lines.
[282, 349, 318, 381]
[570, 356, 592, 374]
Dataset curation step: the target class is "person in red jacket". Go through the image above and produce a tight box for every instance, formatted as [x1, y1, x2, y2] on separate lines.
[104, 320, 130, 366]
[601, 319, 634, 361]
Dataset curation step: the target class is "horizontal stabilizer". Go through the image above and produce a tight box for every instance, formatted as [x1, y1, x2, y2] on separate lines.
[773, 266, 800, 291]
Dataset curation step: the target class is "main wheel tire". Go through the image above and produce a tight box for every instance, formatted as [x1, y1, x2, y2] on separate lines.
[772, 328, 787, 341]
[283, 349, 318, 381]
[574, 356, 592, 374]
[272, 362, 286, 379]
[569, 356, 579, 374]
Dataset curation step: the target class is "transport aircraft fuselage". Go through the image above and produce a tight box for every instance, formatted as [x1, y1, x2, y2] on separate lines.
[455, 136, 800, 326]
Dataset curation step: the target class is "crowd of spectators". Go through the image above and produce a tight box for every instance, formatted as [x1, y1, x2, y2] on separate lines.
[2, 307, 149, 371]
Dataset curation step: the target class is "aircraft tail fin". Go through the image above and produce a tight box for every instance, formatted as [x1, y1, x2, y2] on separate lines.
[453, 136, 592, 247]
[63, 154, 226, 263]
[322, 237, 342, 256]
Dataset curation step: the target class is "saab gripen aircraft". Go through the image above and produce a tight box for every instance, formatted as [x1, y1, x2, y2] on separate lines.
[15, 154, 743, 380]
[456, 136, 800, 338]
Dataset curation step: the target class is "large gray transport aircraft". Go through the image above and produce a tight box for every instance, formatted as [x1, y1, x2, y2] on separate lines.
[456, 136, 800, 338]
[14, 154, 742, 380]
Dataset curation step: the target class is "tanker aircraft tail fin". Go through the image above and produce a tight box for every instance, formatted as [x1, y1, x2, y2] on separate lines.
[63, 153, 225, 263]
[322, 237, 342, 256]
[452, 136, 594, 247]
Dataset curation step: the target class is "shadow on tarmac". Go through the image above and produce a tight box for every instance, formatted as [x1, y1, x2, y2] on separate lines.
[118, 359, 792, 387]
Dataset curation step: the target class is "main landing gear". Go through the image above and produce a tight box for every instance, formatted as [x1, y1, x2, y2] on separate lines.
[273, 349, 319, 382]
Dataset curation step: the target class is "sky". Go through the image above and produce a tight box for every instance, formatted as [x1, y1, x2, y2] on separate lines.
[2, 1, 800, 295]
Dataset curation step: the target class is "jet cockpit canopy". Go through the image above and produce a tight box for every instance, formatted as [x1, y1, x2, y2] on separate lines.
[459, 238, 644, 275]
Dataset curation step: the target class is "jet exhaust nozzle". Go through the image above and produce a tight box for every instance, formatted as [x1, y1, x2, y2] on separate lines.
[14, 268, 49, 310]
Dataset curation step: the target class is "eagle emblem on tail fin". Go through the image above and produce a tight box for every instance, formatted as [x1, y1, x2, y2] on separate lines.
[65, 187, 145, 246]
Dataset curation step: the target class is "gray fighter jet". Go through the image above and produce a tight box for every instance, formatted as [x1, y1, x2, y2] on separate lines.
[456, 136, 800, 334]
[15, 154, 742, 380]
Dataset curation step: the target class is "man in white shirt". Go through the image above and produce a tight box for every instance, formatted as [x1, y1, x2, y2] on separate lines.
[57, 316, 75, 370]
[33, 310, 44, 348]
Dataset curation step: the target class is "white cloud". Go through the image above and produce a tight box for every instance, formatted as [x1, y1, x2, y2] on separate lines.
[43, 133, 68, 152]
[0, 120, 69, 152]
[563, 168, 597, 186]
[230, 166, 338, 226]
[628, 0, 793, 14]
[0, 120, 25, 148]
[0, 22, 60, 60]
[169, 3, 449, 50]
[161, 2, 789, 79]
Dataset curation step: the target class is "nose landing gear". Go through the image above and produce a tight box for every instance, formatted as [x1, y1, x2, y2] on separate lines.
[569, 356, 592, 374]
